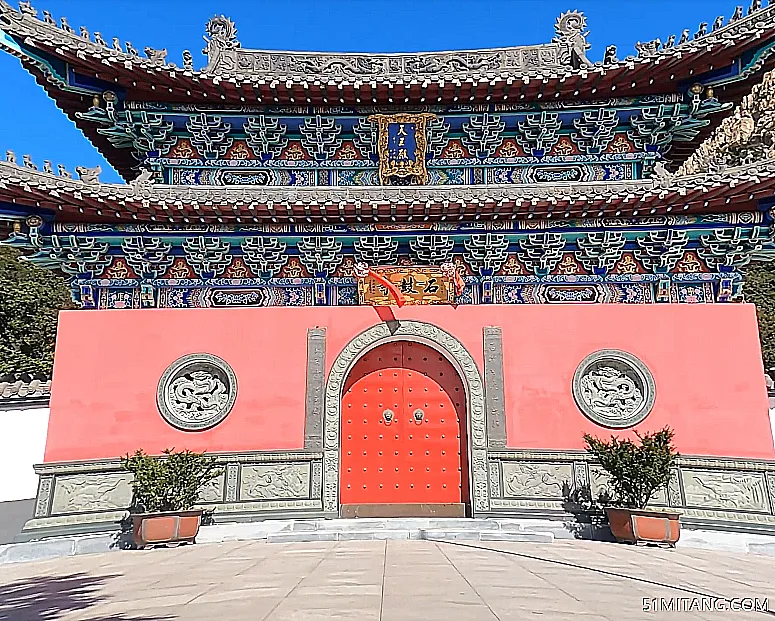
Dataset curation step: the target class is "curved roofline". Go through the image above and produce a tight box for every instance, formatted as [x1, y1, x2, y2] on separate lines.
[4, 62, 775, 214]
[1, 156, 774, 225]
[3, 0, 775, 187]
[2, 2, 775, 84]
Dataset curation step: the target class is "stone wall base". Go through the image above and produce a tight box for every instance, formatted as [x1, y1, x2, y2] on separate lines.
[21, 449, 775, 541]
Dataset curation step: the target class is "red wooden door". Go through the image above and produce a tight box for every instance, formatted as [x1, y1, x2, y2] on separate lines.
[340, 341, 467, 506]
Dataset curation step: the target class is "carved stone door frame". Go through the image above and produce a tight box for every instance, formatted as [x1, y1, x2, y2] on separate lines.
[323, 320, 490, 515]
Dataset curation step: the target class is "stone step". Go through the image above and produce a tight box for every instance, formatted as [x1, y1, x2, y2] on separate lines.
[420, 529, 554, 543]
[337, 530, 416, 541]
[2, 520, 775, 564]
[197, 520, 293, 543]
[267, 531, 339, 543]
[748, 543, 775, 557]
[266, 526, 555, 544]
[268, 530, 417, 543]
[292, 518, 501, 532]
[419, 529, 482, 541]
[479, 531, 554, 543]
[0, 534, 116, 564]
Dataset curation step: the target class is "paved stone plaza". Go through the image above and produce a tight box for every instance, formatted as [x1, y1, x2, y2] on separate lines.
[0, 539, 773, 621]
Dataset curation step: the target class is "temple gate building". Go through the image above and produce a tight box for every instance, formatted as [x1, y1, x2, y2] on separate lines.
[1, 0, 775, 539]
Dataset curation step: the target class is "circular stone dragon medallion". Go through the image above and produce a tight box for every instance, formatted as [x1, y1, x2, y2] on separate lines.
[572, 349, 655, 429]
[156, 353, 238, 431]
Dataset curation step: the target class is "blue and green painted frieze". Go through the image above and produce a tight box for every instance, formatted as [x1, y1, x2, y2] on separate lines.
[74, 95, 731, 186]
[3, 211, 770, 309]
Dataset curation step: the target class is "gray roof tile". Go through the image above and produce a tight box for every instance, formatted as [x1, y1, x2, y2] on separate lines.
[0, 375, 51, 402]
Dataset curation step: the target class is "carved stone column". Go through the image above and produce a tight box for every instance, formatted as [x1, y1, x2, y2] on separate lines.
[483, 327, 506, 449]
[305, 328, 326, 450]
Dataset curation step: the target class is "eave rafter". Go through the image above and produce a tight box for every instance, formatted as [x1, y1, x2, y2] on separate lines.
[1, 158, 774, 225]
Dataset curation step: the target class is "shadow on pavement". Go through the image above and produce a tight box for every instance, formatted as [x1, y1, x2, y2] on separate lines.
[561, 481, 617, 542]
[0, 572, 177, 621]
[439, 539, 775, 617]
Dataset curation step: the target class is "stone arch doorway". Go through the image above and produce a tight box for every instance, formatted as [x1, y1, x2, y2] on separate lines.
[323, 320, 490, 517]
[340, 341, 470, 516]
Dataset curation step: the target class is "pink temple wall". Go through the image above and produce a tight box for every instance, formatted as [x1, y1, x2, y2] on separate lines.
[45, 304, 774, 463]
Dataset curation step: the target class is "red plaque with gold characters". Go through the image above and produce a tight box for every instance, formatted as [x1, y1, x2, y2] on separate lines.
[357, 265, 456, 306]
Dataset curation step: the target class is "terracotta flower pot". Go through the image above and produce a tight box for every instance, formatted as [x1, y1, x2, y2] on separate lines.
[606, 507, 680, 546]
[131, 509, 203, 549]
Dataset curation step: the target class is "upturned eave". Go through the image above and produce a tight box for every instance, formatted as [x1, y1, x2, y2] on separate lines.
[2, 2, 775, 105]
[0, 158, 773, 225]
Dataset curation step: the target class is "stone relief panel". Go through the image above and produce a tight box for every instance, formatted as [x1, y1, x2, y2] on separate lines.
[572, 349, 656, 428]
[589, 464, 667, 505]
[767, 473, 775, 513]
[51, 473, 132, 514]
[34, 477, 54, 518]
[502, 463, 572, 499]
[156, 353, 238, 431]
[588, 464, 609, 499]
[225, 463, 239, 503]
[472, 449, 490, 512]
[240, 463, 311, 501]
[667, 468, 683, 507]
[681, 470, 770, 512]
[311, 460, 323, 500]
[198, 474, 224, 503]
[489, 461, 502, 498]
[572, 460, 589, 492]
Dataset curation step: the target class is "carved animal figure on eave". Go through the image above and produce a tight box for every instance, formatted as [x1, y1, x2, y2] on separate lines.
[75, 165, 101, 184]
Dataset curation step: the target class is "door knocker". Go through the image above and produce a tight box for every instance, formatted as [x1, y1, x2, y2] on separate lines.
[382, 409, 395, 425]
[413, 408, 425, 424]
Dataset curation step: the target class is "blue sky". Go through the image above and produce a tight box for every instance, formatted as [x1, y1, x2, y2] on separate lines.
[0, 0, 742, 182]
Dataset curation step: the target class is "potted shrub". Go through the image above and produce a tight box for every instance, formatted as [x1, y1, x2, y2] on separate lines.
[583, 427, 681, 547]
[122, 448, 222, 549]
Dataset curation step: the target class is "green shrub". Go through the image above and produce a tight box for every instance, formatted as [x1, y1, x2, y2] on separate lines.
[121, 448, 222, 513]
[0, 246, 73, 376]
[743, 261, 775, 369]
[583, 427, 679, 509]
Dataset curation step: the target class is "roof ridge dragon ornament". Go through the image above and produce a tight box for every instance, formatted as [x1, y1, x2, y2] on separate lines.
[203, 15, 239, 72]
[553, 10, 592, 68]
